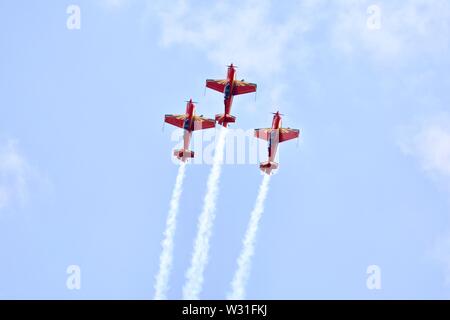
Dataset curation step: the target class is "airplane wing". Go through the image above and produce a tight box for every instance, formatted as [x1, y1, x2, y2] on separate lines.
[164, 114, 186, 128]
[206, 79, 227, 93]
[279, 128, 300, 142]
[233, 80, 257, 95]
[254, 128, 273, 141]
[192, 115, 216, 131]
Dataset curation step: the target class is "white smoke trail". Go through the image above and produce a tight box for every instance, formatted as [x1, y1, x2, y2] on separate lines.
[183, 128, 228, 300]
[228, 174, 271, 300]
[154, 162, 187, 300]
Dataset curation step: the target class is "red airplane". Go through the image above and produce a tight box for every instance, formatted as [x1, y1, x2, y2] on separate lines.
[206, 64, 257, 127]
[164, 99, 216, 162]
[255, 111, 300, 175]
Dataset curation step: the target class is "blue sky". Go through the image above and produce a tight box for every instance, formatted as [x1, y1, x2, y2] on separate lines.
[1, 0, 450, 299]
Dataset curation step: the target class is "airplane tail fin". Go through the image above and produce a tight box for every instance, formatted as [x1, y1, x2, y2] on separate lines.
[174, 149, 195, 162]
[259, 161, 278, 175]
[215, 114, 236, 127]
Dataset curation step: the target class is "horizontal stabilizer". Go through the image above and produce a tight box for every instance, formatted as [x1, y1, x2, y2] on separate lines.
[215, 114, 236, 127]
[259, 161, 278, 175]
[173, 149, 194, 162]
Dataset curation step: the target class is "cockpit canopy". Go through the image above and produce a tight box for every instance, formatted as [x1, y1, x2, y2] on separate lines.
[224, 83, 231, 99]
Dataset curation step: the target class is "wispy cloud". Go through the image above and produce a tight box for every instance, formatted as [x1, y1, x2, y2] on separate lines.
[399, 114, 450, 285]
[149, 0, 315, 77]
[399, 113, 450, 178]
[331, 0, 450, 63]
[148, 0, 450, 70]
[0, 139, 34, 210]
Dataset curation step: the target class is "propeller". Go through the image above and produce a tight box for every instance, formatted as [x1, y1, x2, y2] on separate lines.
[185, 100, 199, 104]
[270, 111, 285, 116]
[227, 64, 238, 68]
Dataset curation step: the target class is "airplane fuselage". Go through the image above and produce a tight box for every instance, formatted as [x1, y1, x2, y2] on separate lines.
[182, 100, 195, 152]
[223, 65, 236, 121]
[268, 113, 282, 162]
